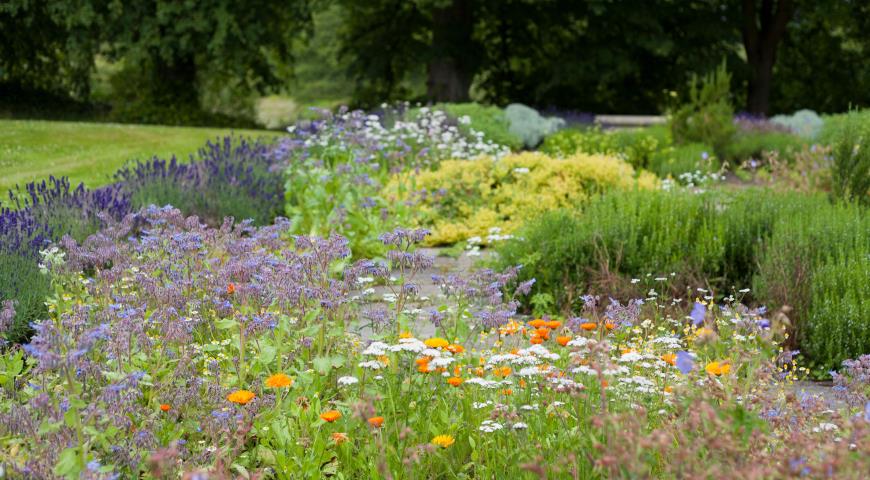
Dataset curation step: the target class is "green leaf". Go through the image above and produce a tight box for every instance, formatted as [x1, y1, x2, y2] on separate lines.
[53, 447, 80, 478]
[215, 318, 238, 330]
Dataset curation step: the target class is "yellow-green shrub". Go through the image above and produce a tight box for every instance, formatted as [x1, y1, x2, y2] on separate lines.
[387, 152, 658, 245]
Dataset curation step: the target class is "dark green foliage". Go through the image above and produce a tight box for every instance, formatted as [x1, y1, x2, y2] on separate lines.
[0, 254, 50, 344]
[498, 189, 868, 371]
[670, 62, 736, 155]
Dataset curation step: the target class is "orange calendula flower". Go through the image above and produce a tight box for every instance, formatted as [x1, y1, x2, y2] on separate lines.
[705, 361, 731, 376]
[661, 353, 677, 366]
[556, 336, 571, 346]
[519, 379, 527, 388]
[332, 432, 349, 445]
[424, 337, 449, 349]
[534, 327, 551, 339]
[431, 434, 455, 448]
[320, 410, 342, 422]
[502, 388, 513, 395]
[415, 357, 432, 366]
[528, 319, 548, 328]
[530, 335, 544, 345]
[160, 404, 171, 412]
[545, 320, 562, 329]
[368, 416, 385, 428]
[227, 283, 236, 295]
[601, 380, 608, 388]
[495, 366, 512, 377]
[227, 390, 255, 405]
[605, 322, 616, 331]
[446, 344, 465, 354]
[265, 373, 293, 388]
[447, 376, 464, 387]
[580, 322, 597, 331]
[664, 385, 674, 393]
[453, 365, 462, 376]
[417, 363, 432, 373]
[377, 355, 390, 366]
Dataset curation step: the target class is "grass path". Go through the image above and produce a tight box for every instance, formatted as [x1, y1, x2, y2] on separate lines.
[0, 119, 276, 195]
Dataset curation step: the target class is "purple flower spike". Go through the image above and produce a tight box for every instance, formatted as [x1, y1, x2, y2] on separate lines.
[689, 302, 706, 326]
[864, 401, 870, 422]
[676, 351, 695, 374]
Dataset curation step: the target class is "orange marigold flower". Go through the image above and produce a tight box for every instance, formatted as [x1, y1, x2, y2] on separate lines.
[417, 363, 432, 373]
[160, 404, 171, 412]
[502, 388, 513, 395]
[446, 344, 465, 354]
[447, 376, 464, 387]
[605, 322, 616, 331]
[580, 322, 597, 331]
[368, 416, 385, 428]
[545, 320, 562, 329]
[474, 367, 485, 376]
[528, 319, 548, 328]
[377, 355, 390, 366]
[424, 337, 449, 349]
[661, 353, 677, 366]
[227, 283, 236, 295]
[519, 379, 527, 388]
[320, 410, 342, 422]
[453, 365, 462, 376]
[265, 373, 293, 388]
[664, 385, 674, 393]
[601, 380, 608, 388]
[227, 390, 255, 405]
[415, 357, 432, 366]
[495, 366, 512, 377]
[705, 361, 731, 376]
[431, 434, 455, 448]
[530, 335, 544, 345]
[534, 327, 551, 339]
[556, 336, 571, 346]
[332, 432, 349, 444]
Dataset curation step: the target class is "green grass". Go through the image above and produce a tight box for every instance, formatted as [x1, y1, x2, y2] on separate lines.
[0, 119, 274, 194]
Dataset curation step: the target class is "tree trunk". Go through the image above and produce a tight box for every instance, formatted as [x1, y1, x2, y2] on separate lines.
[427, 0, 474, 102]
[741, 0, 795, 115]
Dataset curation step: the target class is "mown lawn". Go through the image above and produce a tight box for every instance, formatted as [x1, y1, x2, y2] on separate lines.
[0, 119, 276, 194]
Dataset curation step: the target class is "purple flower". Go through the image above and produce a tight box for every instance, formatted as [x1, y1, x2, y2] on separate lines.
[676, 351, 695, 374]
[864, 401, 870, 422]
[689, 302, 706, 326]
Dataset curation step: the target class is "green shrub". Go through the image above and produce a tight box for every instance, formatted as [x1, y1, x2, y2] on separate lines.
[670, 61, 736, 155]
[437, 103, 524, 150]
[498, 189, 869, 372]
[770, 109, 824, 140]
[804, 254, 870, 375]
[540, 126, 671, 171]
[829, 114, 870, 206]
[721, 131, 807, 165]
[819, 110, 870, 145]
[649, 142, 718, 178]
[0, 253, 50, 344]
[388, 151, 658, 246]
[503, 103, 565, 148]
[753, 200, 869, 348]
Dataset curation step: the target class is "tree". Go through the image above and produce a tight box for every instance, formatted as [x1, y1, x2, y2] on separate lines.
[740, 0, 795, 115]
[103, 0, 313, 120]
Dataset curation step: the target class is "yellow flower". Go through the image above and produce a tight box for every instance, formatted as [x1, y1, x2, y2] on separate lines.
[399, 331, 413, 339]
[705, 361, 731, 376]
[227, 390, 256, 405]
[424, 337, 449, 349]
[265, 373, 293, 389]
[431, 434, 455, 448]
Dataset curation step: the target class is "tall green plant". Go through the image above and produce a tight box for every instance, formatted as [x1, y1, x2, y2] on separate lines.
[670, 61, 735, 155]
[829, 116, 870, 206]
